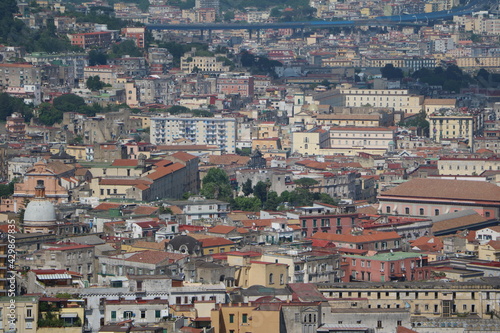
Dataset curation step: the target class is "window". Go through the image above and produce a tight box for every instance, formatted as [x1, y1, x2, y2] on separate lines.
[111, 311, 116, 320]
[124, 311, 133, 319]
[405, 207, 410, 214]
[302, 220, 307, 228]
[26, 309, 32, 318]
[269, 273, 274, 284]
[352, 259, 356, 266]
[242, 314, 248, 323]
[419, 208, 424, 215]
[140, 310, 146, 318]
[386, 206, 391, 213]
[155, 310, 161, 318]
[377, 320, 383, 328]
[434, 209, 439, 216]
[229, 314, 234, 323]
[280, 274, 284, 285]
[486, 212, 491, 218]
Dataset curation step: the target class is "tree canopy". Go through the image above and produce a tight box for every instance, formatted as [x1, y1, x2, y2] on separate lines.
[200, 168, 233, 201]
[381, 64, 404, 80]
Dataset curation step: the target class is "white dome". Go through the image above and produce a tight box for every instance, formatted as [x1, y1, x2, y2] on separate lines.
[24, 200, 57, 223]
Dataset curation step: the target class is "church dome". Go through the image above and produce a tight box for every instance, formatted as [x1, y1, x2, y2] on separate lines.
[24, 200, 57, 224]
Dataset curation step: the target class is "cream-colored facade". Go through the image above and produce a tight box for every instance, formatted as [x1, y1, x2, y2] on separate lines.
[129, 114, 151, 129]
[0, 296, 39, 332]
[341, 89, 423, 112]
[456, 56, 500, 68]
[429, 110, 484, 144]
[317, 282, 500, 319]
[330, 127, 395, 151]
[83, 65, 124, 85]
[437, 157, 500, 176]
[423, 98, 456, 114]
[180, 55, 230, 73]
[316, 114, 381, 127]
[292, 128, 329, 155]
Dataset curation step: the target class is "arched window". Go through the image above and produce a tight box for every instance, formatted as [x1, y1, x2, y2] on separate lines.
[269, 273, 274, 284]
[419, 208, 424, 215]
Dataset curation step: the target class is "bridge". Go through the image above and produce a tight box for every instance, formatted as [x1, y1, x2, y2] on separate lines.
[146, 0, 483, 32]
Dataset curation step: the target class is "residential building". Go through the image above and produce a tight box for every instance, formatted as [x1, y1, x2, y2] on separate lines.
[429, 108, 485, 145]
[164, 196, 230, 225]
[150, 116, 236, 153]
[311, 230, 403, 252]
[70, 31, 113, 49]
[83, 65, 124, 86]
[0, 63, 42, 87]
[341, 89, 423, 113]
[0, 296, 39, 332]
[437, 156, 500, 176]
[216, 75, 254, 97]
[342, 252, 431, 282]
[104, 299, 169, 324]
[121, 27, 146, 48]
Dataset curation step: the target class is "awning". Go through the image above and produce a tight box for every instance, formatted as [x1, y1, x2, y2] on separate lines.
[60, 313, 78, 318]
[37, 274, 72, 280]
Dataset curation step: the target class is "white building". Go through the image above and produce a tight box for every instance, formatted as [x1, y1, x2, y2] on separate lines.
[476, 226, 500, 244]
[150, 115, 236, 153]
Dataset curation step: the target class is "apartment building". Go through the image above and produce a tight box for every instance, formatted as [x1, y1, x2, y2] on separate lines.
[0, 63, 41, 87]
[429, 108, 485, 145]
[83, 65, 124, 86]
[292, 127, 330, 155]
[150, 116, 236, 153]
[437, 156, 500, 176]
[70, 31, 113, 49]
[216, 75, 254, 97]
[329, 126, 396, 153]
[316, 280, 500, 319]
[340, 89, 423, 112]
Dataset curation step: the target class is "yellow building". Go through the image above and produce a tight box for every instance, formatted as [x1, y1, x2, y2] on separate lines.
[423, 98, 456, 114]
[456, 56, 500, 68]
[477, 240, 500, 261]
[315, 114, 382, 127]
[211, 303, 281, 333]
[428, 109, 484, 144]
[292, 127, 329, 155]
[130, 114, 151, 129]
[0, 296, 39, 331]
[180, 54, 231, 73]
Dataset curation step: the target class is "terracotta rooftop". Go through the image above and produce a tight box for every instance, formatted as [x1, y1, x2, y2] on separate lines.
[208, 225, 237, 234]
[171, 151, 198, 162]
[125, 250, 187, 264]
[379, 178, 500, 202]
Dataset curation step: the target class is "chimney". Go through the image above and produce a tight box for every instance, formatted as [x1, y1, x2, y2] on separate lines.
[35, 180, 45, 198]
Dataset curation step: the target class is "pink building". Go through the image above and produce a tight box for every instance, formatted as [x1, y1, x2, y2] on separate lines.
[216, 76, 254, 97]
[342, 252, 431, 282]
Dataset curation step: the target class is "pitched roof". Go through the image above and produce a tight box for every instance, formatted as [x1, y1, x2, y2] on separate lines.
[133, 206, 159, 215]
[431, 210, 488, 234]
[146, 163, 185, 180]
[208, 225, 236, 234]
[379, 178, 500, 202]
[171, 151, 198, 162]
[311, 231, 401, 243]
[125, 250, 186, 264]
[111, 159, 139, 167]
[208, 154, 250, 166]
[199, 237, 236, 248]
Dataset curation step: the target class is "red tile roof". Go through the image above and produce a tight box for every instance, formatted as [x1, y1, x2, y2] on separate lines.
[200, 237, 235, 248]
[171, 151, 198, 162]
[94, 203, 121, 211]
[208, 225, 236, 234]
[147, 163, 185, 180]
[379, 178, 500, 202]
[311, 231, 401, 243]
[111, 159, 139, 167]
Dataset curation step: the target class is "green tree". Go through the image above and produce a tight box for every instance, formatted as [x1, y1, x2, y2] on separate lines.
[53, 94, 86, 113]
[381, 64, 404, 80]
[294, 177, 319, 189]
[200, 168, 233, 201]
[86, 76, 105, 91]
[253, 181, 269, 204]
[110, 39, 143, 58]
[242, 179, 253, 196]
[88, 50, 107, 66]
[231, 196, 261, 211]
[37, 103, 63, 126]
[0, 93, 32, 121]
